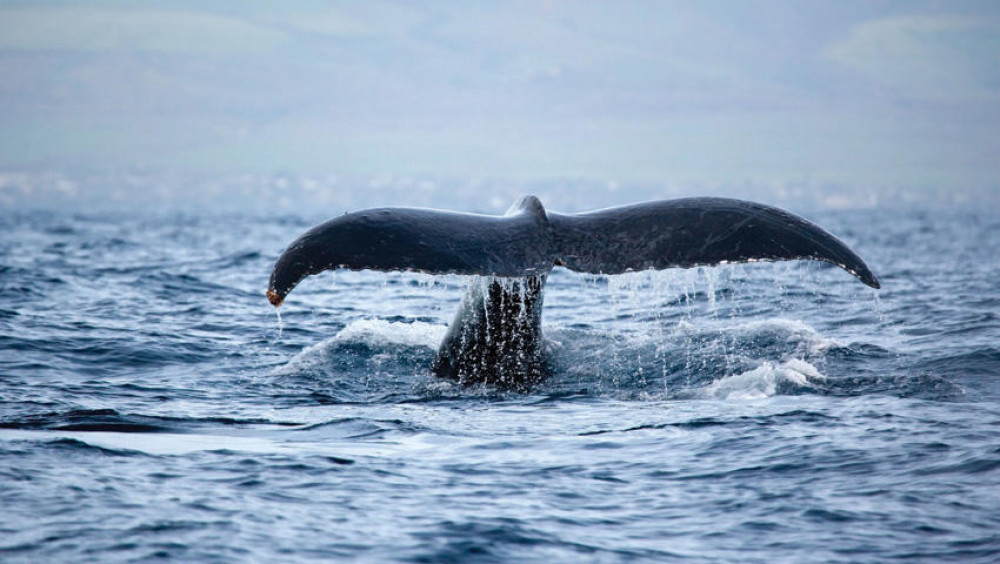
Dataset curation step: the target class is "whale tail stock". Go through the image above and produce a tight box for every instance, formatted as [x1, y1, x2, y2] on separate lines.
[267, 195, 879, 306]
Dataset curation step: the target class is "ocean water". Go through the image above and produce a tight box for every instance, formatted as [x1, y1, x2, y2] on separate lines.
[1, 201, 999, 563]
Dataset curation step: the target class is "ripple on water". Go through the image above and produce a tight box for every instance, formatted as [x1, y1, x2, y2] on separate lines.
[2, 208, 999, 562]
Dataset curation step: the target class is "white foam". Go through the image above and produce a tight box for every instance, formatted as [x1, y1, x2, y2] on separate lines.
[333, 319, 447, 349]
[738, 318, 841, 355]
[270, 338, 336, 376]
[672, 317, 840, 355]
[700, 358, 826, 401]
[270, 319, 447, 377]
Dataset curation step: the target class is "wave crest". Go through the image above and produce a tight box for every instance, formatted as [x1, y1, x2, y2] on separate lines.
[700, 359, 826, 400]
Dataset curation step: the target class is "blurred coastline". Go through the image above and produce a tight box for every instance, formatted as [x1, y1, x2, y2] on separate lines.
[2, 169, 995, 214]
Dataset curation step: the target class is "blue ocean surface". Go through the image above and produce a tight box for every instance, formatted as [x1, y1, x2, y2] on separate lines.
[1, 200, 999, 563]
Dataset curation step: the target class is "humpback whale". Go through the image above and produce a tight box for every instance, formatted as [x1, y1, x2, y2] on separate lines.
[267, 196, 879, 390]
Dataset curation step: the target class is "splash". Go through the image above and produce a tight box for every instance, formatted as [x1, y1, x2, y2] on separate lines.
[700, 358, 826, 400]
[271, 306, 284, 343]
[334, 319, 447, 349]
[269, 319, 446, 387]
[728, 318, 841, 356]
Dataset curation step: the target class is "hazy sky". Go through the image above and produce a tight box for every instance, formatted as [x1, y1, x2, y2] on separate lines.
[1, 1, 998, 190]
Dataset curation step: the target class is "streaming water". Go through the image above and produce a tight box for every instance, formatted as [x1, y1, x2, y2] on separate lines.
[1, 205, 998, 562]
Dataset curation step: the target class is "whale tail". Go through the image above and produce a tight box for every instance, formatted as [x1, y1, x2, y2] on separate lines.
[267, 196, 879, 305]
[267, 196, 880, 389]
[548, 198, 880, 288]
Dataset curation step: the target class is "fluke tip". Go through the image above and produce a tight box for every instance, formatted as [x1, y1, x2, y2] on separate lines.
[266, 289, 284, 307]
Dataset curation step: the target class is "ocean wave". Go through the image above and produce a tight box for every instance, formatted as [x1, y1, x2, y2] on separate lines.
[332, 319, 447, 350]
[699, 359, 825, 401]
[0, 409, 301, 433]
[257, 312, 978, 403]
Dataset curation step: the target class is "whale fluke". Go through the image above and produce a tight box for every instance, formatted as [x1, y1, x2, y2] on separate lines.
[267, 196, 879, 388]
[267, 196, 552, 307]
[549, 198, 880, 288]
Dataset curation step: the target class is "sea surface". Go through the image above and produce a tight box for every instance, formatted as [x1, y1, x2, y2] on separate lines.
[1, 199, 999, 563]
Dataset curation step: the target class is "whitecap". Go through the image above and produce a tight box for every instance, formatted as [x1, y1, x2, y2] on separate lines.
[270, 319, 446, 378]
[332, 318, 447, 349]
[700, 358, 826, 401]
[730, 318, 841, 355]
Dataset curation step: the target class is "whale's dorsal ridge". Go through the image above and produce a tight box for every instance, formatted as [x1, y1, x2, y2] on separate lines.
[505, 194, 547, 220]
